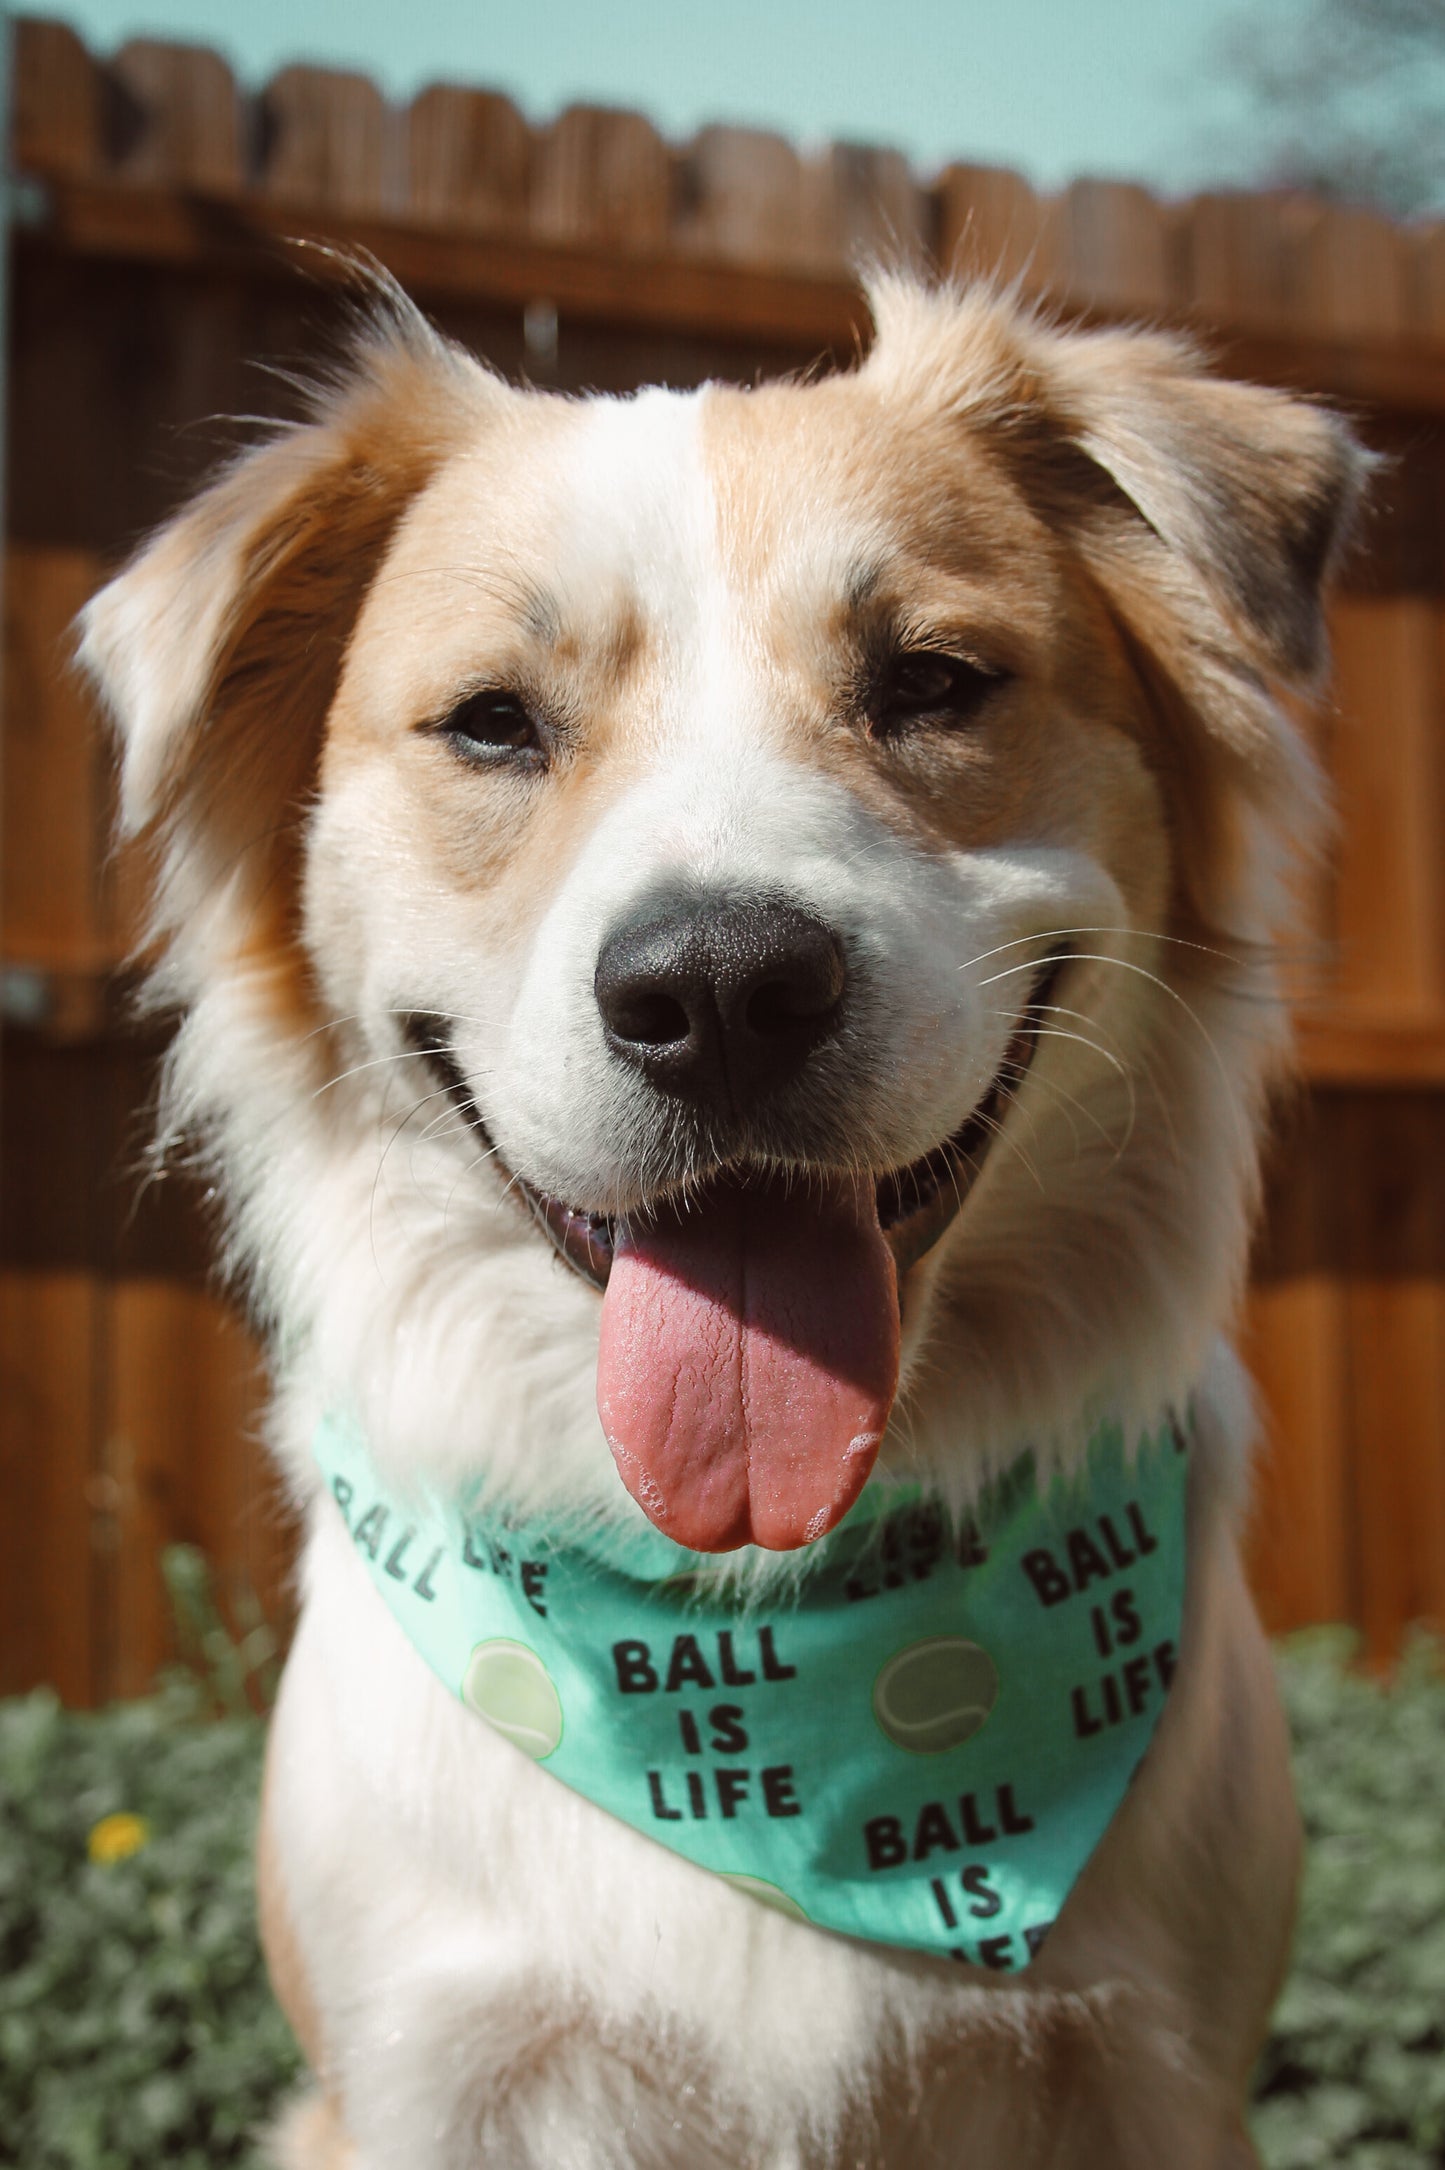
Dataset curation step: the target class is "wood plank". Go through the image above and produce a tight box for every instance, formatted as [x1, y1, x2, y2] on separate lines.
[1297, 1015, 1445, 1085]
[10, 17, 103, 181]
[257, 64, 399, 216]
[13, 178, 866, 350]
[14, 172, 1445, 416]
[1240, 1279, 1353, 1632]
[1347, 1278, 1445, 1658]
[935, 163, 1062, 293]
[1410, 219, 1445, 339]
[1327, 598, 1445, 1019]
[2, 547, 106, 964]
[105, 1280, 281, 1698]
[107, 39, 243, 193]
[406, 83, 532, 234]
[1056, 178, 1173, 316]
[674, 125, 811, 269]
[1298, 202, 1409, 342]
[531, 104, 672, 252]
[1183, 190, 1319, 336]
[808, 142, 930, 273]
[0, 1271, 101, 1700]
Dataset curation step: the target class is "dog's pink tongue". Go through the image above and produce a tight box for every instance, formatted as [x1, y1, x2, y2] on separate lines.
[597, 1177, 899, 1553]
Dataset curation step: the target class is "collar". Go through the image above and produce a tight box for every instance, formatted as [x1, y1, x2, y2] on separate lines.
[313, 1411, 1189, 1971]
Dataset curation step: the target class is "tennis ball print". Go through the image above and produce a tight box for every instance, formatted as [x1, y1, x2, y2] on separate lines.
[872, 1636, 999, 1753]
[462, 1638, 564, 1759]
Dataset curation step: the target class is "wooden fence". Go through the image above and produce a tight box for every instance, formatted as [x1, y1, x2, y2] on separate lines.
[3, 18, 1444, 1699]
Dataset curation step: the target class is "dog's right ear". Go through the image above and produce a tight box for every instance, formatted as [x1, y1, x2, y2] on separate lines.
[78, 288, 499, 988]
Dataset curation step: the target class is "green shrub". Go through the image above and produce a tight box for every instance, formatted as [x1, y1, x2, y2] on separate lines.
[0, 1683, 299, 2169]
[0, 1614, 1441, 2166]
[1253, 1629, 1445, 2169]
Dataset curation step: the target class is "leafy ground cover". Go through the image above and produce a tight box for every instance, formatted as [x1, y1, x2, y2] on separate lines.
[1, 1585, 1442, 2167]
[1252, 1630, 1445, 2169]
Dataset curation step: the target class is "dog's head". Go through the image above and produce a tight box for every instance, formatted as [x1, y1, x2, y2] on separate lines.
[81, 276, 1364, 1548]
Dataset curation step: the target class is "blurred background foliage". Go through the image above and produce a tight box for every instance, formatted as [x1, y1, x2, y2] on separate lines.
[1207, 0, 1445, 215]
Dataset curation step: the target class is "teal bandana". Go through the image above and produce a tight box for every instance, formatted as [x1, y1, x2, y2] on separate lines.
[314, 1412, 1188, 1971]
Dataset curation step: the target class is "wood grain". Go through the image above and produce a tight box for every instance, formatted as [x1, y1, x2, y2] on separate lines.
[674, 126, 810, 270]
[0, 1272, 101, 1701]
[10, 17, 102, 181]
[105, 1281, 281, 1697]
[107, 38, 243, 194]
[935, 163, 1062, 293]
[1348, 1279, 1445, 1661]
[1056, 178, 1174, 316]
[1242, 1279, 1353, 1632]
[406, 83, 532, 235]
[2, 547, 106, 969]
[808, 141, 930, 273]
[1328, 599, 1445, 1020]
[531, 104, 672, 252]
[258, 65, 399, 215]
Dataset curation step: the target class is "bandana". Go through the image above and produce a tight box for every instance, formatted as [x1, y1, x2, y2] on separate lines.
[314, 1411, 1188, 1971]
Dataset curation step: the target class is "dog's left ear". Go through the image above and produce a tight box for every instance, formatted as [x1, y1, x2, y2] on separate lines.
[865, 281, 1369, 698]
[866, 281, 1371, 940]
[1030, 322, 1370, 688]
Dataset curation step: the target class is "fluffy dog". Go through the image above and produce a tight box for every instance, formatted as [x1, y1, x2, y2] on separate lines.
[81, 275, 1363, 2168]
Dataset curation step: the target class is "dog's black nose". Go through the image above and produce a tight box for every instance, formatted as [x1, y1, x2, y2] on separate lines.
[594, 895, 847, 1112]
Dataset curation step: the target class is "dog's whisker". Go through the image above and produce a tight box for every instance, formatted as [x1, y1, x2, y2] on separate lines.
[976, 947, 1243, 1134]
[958, 1099, 1047, 1197]
[1009, 1020, 1138, 1141]
[955, 923, 1251, 979]
[312, 1046, 438, 1099]
[366, 1079, 470, 1270]
[992, 1056, 1093, 1158]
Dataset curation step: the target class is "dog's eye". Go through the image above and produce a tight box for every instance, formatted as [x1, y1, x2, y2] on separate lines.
[869, 651, 1009, 737]
[439, 689, 543, 764]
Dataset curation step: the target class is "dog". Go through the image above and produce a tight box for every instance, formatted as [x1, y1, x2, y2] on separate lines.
[80, 272, 1364, 2168]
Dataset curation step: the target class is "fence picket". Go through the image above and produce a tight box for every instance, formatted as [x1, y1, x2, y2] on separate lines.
[1242, 1280, 1353, 1632]
[675, 126, 810, 269]
[808, 142, 930, 273]
[10, 17, 103, 180]
[0, 1273, 100, 1702]
[406, 84, 533, 234]
[106, 1283, 280, 1697]
[1409, 221, 1445, 339]
[1329, 599, 1445, 1019]
[1183, 190, 1315, 335]
[2, 548, 107, 971]
[107, 39, 242, 193]
[531, 104, 672, 250]
[257, 64, 399, 216]
[1349, 1276, 1445, 1661]
[1056, 178, 1173, 315]
[935, 164, 1062, 294]
[1298, 202, 1409, 342]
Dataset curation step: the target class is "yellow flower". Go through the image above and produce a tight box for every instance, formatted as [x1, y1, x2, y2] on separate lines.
[88, 1811, 150, 1864]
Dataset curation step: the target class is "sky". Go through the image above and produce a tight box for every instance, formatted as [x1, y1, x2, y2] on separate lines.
[19, 0, 1263, 199]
